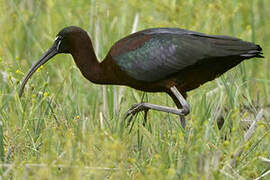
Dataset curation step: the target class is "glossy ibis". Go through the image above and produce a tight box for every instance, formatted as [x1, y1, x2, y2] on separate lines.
[19, 26, 263, 128]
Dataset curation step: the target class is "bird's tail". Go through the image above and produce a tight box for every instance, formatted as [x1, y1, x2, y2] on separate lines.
[240, 44, 264, 59]
[205, 35, 264, 59]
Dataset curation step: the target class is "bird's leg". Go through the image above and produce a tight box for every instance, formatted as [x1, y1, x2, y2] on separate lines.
[170, 86, 190, 129]
[169, 86, 190, 115]
[180, 115, 186, 129]
[124, 86, 190, 127]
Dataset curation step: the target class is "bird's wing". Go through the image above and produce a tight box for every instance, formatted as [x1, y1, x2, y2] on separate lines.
[110, 28, 261, 82]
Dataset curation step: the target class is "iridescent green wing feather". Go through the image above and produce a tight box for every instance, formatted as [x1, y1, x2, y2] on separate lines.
[110, 28, 262, 82]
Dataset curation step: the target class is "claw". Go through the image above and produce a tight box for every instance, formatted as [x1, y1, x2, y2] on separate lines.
[124, 103, 150, 127]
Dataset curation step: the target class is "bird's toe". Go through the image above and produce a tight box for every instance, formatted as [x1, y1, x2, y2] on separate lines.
[124, 103, 149, 126]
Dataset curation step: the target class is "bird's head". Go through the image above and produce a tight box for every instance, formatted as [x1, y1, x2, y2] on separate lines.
[19, 26, 88, 97]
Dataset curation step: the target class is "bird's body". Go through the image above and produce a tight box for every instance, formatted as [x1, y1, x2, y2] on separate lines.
[19, 26, 263, 128]
[75, 27, 262, 99]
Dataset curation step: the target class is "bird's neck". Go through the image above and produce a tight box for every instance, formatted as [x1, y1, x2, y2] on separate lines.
[71, 42, 109, 84]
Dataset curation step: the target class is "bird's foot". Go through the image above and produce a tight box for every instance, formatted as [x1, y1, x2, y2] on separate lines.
[124, 103, 150, 126]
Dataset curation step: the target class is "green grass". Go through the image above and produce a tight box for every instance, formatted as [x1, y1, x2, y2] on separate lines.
[0, 0, 270, 179]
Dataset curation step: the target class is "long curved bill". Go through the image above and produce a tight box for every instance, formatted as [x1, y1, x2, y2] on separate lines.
[19, 45, 58, 97]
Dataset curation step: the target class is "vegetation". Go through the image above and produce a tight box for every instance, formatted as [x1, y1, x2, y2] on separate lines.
[0, 0, 269, 179]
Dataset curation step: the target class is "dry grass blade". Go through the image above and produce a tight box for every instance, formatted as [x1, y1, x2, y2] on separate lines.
[219, 169, 235, 179]
[206, 80, 224, 97]
[259, 156, 270, 164]
[230, 109, 264, 167]
[254, 170, 270, 180]
[99, 112, 104, 129]
[51, 151, 66, 165]
[225, 164, 245, 180]
[131, 13, 140, 33]
[244, 109, 264, 141]
[0, 163, 13, 177]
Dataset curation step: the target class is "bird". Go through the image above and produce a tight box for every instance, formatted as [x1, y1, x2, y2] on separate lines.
[19, 26, 263, 128]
